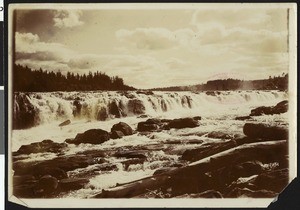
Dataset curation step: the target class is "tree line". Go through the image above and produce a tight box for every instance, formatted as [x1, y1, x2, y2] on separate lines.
[151, 74, 288, 91]
[13, 64, 135, 92]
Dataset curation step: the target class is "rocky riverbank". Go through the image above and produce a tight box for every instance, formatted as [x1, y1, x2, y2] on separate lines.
[12, 100, 289, 199]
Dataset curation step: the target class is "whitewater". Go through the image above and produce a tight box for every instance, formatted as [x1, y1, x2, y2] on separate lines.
[11, 90, 289, 198]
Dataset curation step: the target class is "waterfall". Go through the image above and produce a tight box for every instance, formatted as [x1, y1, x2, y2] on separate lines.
[13, 90, 288, 129]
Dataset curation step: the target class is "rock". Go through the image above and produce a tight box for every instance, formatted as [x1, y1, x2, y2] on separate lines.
[137, 122, 159, 132]
[136, 90, 154, 95]
[207, 131, 232, 139]
[33, 175, 58, 197]
[206, 91, 216, 96]
[168, 118, 199, 129]
[243, 123, 288, 140]
[227, 161, 264, 182]
[190, 190, 223, 198]
[97, 107, 108, 121]
[153, 167, 177, 175]
[16, 140, 67, 155]
[59, 119, 71, 127]
[33, 166, 68, 180]
[138, 114, 150, 118]
[182, 140, 237, 162]
[114, 150, 147, 159]
[73, 98, 82, 116]
[128, 99, 146, 115]
[59, 178, 89, 192]
[13, 184, 36, 198]
[235, 116, 252, 120]
[69, 129, 110, 145]
[273, 100, 288, 114]
[109, 100, 123, 118]
[227, 187, 278, 198]
[193, 116, 202, 121]
[110, 130, 125, 139]
[13, 93, 39, 129]
[250, 100, 288, 116]
[13, 175, 36, 186]
[111, 122, 133, 136]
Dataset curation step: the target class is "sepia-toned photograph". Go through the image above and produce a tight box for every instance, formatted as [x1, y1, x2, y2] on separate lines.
[8, 3, 297, 208]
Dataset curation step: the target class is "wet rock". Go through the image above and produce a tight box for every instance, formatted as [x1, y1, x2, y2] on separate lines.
[168, 118, 199, 129]
[13, 175, 37, 186]
[243, 123, 288, 140]
[97, 107, 108, 121]
[193, 116, 202, 121]
[69, 129, 110, 145]
[16, 139, 67, 155]
[153, 167, 177, 175]
[137, 122, 159, 132]
[227, 161, 264, 182]
[33, 175, 58, 197]
[122, 158, 146, 170]
[59, 119, 71, 127]
[207, 131, 232, 139]
[59, 178, 89, 192]
[110, 130, 125, 139]
[114, 150, 147, 159]
[111, 122, 133, 136]
[250, 100, 288, 116]
[13, 93, 39, 129]
[138, 114, 150, 118]
[128, 99, 146, 115]
[235, 116, 252, 120]
[206, 91, 216, 96]
[109, 100, 123, 118]
[73, 98, 82, 116]
[136, 90, 154, 95]
[182, 140, 237, 162]
[33, 166, 68, 180]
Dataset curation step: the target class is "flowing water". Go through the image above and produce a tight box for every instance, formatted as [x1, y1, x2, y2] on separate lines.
[12, 90, 288, 198]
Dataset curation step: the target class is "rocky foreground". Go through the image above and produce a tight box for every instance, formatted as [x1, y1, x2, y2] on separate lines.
[12, 101, 289, 199]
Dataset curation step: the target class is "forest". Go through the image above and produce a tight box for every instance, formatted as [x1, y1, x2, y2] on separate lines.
[151, 74, 288, 91]
[13, 64, 135, 92]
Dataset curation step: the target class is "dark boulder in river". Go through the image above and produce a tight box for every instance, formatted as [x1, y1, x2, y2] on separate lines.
[69, 129, 110, 145]
[128, 99, 146, 115]
[33, 175, 58, 197]
[111, 122, 133, 136]
[13, 93, 39, 129]
[110, 130, 125, 139]
[15, 139, 67, 155]
[59, 120, 71, 127]
[250, 100, 288, 116]
[243, 123, 288, 140]
[97, 107, 108, 121]
[137, 118, 161, 132]
[235, 116, 252, 121]
[168, 117, 199, 129]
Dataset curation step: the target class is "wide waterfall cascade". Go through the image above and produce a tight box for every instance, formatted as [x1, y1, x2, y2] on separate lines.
[13, 90, 288, 128]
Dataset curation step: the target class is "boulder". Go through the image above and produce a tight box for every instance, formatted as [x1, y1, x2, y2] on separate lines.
[193, 116, 202, 121]
[33, 175, 58, 197]
[168, 118, 199, 129]
[207, 131, 232, 139]
[109, 100, 123, 118]
[33, 166, 68, 180]
[59, 178, 89, 192]
[16, 140, 67, 155]
[13, 93, 39, 129]
[235, 116, 252, 120]
[128, 99, 146, 115]
[273, 100, 288, 114]
[73, 98, 82, 116]
[97, 107, 108, 121]
[136, 90, 154, 95]
[137, 122, 160, 132]
[111, 122, 133, 136]
[243, 123, 288, 140]
[59, 119, 71, 127]
[69, 129, 110, 145]
[250, 100, 288, 116]
[153, 167, 178, 175]
[114, 150, 147, 159]
[110, 130, 125, 139]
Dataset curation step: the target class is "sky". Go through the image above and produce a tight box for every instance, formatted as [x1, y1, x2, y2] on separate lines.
[13, 4, 290, 89]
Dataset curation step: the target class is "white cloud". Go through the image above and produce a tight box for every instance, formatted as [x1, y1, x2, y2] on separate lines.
[53, 10, 84, 28]
[116, 27, 196, 50]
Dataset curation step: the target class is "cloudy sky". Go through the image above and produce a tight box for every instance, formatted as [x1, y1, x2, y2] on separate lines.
[13, 4, 290, 89]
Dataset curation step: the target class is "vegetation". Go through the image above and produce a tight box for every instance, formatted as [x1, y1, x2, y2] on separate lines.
[151, 74, 288, 91]
[13, 64, 135, 92]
